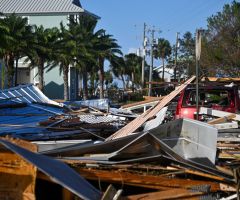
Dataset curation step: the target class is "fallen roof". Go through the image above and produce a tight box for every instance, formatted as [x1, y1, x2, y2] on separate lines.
[43, 118, 235, 181]
[0, 101, 64, 136]
[0, 84, 60, 106]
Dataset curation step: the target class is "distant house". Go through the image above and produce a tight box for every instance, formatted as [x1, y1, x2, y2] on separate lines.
[154, 65, 188, 82]
[154, 65, 174, 82]
[0, 0, 98, 100]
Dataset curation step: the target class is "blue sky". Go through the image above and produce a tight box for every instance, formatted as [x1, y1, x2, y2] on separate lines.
[81, 0, 234, 54]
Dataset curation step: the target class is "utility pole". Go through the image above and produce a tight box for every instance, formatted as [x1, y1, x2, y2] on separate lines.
[174, 32, 179, 82]
[141, 23, 147, 88]
[195, 29, 202, 120]
[148, 28, 155, 96]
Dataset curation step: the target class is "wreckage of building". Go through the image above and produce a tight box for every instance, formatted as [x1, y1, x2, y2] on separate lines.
[0, 77, 240, 199]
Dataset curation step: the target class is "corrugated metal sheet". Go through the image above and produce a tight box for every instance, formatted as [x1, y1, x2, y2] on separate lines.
[0, 101, 64, 136]
[0, 0, 85, 15]
[79, 114, 118, 124]
[0, 84, 60, 106]
[68, 98, 110, 110]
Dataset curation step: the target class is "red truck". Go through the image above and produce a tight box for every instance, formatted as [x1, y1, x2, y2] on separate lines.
[175, 83, 240, 120]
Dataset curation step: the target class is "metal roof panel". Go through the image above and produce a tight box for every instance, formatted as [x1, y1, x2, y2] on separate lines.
[0, 0, 85, 15]
[0, 102, 64, 135]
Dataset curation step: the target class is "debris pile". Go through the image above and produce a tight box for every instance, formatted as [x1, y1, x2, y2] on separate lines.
[1, 78, 240, 199]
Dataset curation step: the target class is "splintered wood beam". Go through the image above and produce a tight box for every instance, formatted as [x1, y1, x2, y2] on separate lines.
[107, 76, 196, 141]
[75, 168, 223, 192]
[200, 107, 240, 121]
[125, 189, 204, 200]
[208, 114, 236, 125]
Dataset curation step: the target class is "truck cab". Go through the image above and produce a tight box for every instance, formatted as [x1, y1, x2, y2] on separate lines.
[175, 83, 240, 120]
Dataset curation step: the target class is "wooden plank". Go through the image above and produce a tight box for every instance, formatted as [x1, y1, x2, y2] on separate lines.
[208, 114, 236, 125]
[218, 138, 240, 142]
[169, 166, 227, 182]
[75, 168, 223, 192]
[107, 76, 196, 141]
[201, 77, 240, 82]
[200, 107, 240, 122]
[125, 189, 203, 200]
[212, 121, 238, 130]
[62, 188, 74, 200]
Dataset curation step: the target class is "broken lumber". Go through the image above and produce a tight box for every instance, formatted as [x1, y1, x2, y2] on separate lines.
[75, 167, 223, 192]
[200, 107, 240, 122]
[208, 114, 236, 125]
[106, 76, 196, 140]
[212, 121, 238, 130]
[125, 189, 204, 200]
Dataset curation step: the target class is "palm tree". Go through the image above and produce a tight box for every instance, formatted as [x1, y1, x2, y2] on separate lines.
[154, 38, 172, 80]
[0, 14, 30, 88]
[47, 23, 75, 101]
[94, 33, 122, 99]
[26, 25, 57, 91]
[110, 56, 127, 90]
[15, 24, 34, 86]
[124, 53, 142, 92]
[0, 22, 9, 54]
[67, 15, 100, 100]
[0, 22, 9, 89]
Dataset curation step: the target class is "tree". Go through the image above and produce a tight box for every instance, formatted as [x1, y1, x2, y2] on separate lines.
[178, 32, 195, 77]
[0, 14, 30, 88]
[26, 25, 58, 91]
[201, 1, 240, 76]
[0, 22, 9, 55]
[104, 69, 114, 96]
[0, 22, 9, 89]
[65, 15, 122, 100]
[154, 38, 171, 80]
[66, 16, 98, 100]
[94, 33, 122, 99]
[124, 53, 142, 91]
[47, 22, 76, 101]
[110, 56, 127, 90]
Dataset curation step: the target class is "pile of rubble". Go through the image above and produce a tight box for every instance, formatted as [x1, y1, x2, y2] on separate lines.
[0, 77, 240, 200]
